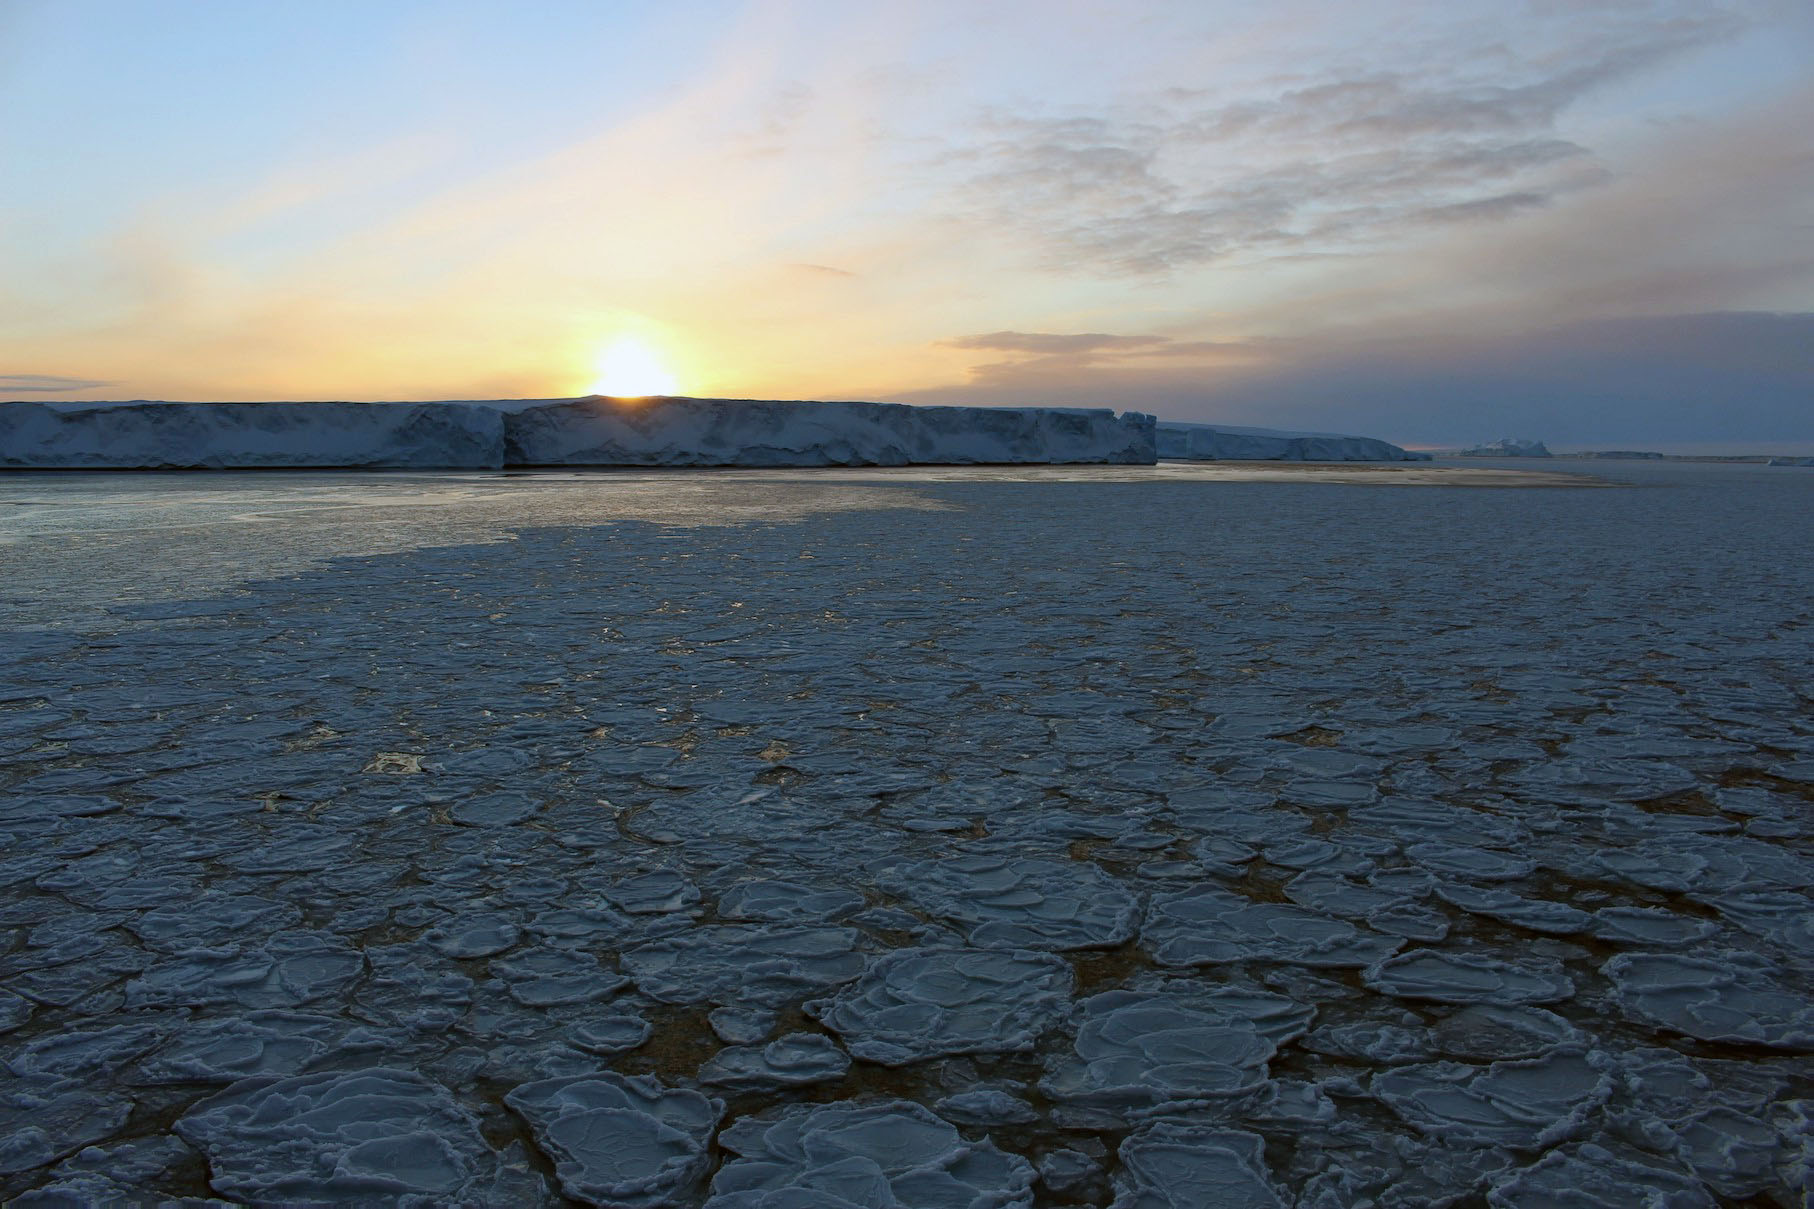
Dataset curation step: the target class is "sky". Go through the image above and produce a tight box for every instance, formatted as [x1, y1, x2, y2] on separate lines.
[1, 0, 1810, 451]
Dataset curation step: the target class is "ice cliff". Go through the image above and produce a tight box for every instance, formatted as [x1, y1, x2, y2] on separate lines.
[0, 397, 1157, 470]
[1157, 421, 1430, 462]
[0, 400, 505, 470]
[494, 397, 1156, 467]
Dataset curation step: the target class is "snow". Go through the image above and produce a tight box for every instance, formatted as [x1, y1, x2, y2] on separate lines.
[1157, 421, 1430, 462]
[0, 396, 1157, 468]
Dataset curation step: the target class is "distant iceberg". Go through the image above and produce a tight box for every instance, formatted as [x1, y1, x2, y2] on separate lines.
[1156, 422, 1430, 462]
[0, 397, 1157, 470]
[1460, 438, 1552, 458]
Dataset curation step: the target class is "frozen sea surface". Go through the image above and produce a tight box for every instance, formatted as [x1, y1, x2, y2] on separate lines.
[0, 459, 1810, 1205]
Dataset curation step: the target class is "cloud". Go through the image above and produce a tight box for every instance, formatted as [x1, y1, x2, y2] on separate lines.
[941, 330, 1167, 355]
[946, 5, 1745, 275]
[0, 373, 108, 392]
[788, 262, 858, 278]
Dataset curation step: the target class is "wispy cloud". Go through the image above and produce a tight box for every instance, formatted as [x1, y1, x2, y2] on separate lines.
[0, 373, 108, 392]
[947, 4, 1744, 274]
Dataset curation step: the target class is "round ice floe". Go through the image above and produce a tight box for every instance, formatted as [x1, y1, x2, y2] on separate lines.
[424, 913, 522, 958]
[448, 791, 541, 826]
[1110, 1123, 1285, 1209]
[1041, 985, 1311, 1114]
[1593, 843, 1710, 893]
[132, 1011, 345, 1084]
[1602, 953, 1814, 1049]
[504, 1072, 722, 1208]
[127, 891, 302, 951]
[1429, 1004, 1584, 1061]
[1589, 907, 1718, 948]
[625, 926, 865, 1007]
[1143, 887, 1402, 968]
[705, 1099, 1035, 1209]
[718, 880, 864, 923]
[175, 1068, 498, 1204]
[1372, 1050, 1612, 1149]
[1485, 1144, 1714, 1208]
[1403, 842, 1536, 882]
[570, 1013, 653, 1055]
[0, 1084, 132, 1176]
[935, 1087, 1039, 1125]
[606, 869, 702, 914]
[808, 947, 1072, 1065]
[125, 930, 365, 1010]
[699, 1033, 851, 1092]
[874, 854, 1138, 950]
[489, 946, 630, 1007]
[1673, 1105, 1784, 1199]
[1364, 950, 1573, 1005]
[1432, 882, 1593, 935]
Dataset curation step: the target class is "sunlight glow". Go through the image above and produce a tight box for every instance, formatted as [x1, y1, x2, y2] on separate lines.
[587, 336, 680, 397]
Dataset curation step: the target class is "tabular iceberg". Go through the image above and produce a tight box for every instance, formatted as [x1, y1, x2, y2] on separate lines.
[1460, 437, 1552, 457]
[0, 397, 1158, 469]
[1157, 421, 1429, 462]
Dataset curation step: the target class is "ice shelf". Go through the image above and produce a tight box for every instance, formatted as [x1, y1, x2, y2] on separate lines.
[1156, 421, 1430, 462]
[0, 397, 1158, 469]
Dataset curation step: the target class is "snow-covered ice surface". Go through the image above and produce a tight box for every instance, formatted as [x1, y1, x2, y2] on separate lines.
[0, 396, 1156, 469]
[1157, 421, 1430, 463]
[0, 458, 1811, 1205]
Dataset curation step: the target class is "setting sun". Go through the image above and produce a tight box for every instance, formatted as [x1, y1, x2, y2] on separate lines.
[587, 336, 680, 398]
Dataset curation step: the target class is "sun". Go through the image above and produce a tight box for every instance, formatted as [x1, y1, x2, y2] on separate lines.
[586, 336, 680, 398]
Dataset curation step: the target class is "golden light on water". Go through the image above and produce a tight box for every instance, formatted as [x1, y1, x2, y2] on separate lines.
[586, 335, 681, 398]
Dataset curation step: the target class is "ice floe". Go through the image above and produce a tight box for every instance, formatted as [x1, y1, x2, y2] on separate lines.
[174, 1068, 498, 1203]
[706, 1099, 1036, 1208]
[808, 947, 1073, 1064]
[504, 1072, 722, 1207]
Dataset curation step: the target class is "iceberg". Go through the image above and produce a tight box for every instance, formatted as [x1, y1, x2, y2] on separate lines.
[0, 396, 1157, 470]
[1156, 422, 1429, 462]
[1460, 437, 1552, 457]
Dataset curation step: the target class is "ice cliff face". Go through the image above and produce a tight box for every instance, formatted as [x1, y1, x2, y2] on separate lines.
[0, 400, 506, 470]
[496, 397, 1156, 467]
[1157, 422, 1429, 462]
[0, 397, 1157, 469]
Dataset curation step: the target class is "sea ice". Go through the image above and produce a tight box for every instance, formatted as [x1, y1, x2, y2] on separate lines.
[705, 1099, 1036, 1208]
[1371, 1050, 1614, 1149]
[698, 1033, 851, 1092]
[807, 947, 1073, 1065]
[874, 853, 1139, 949]
[1602, 952, 1814, 1049]
[174, 1068, 497, 1203]
[504, 1072, 722, 1207]
[624, 925, 865, 1007]
[1144, 886, 1403, 967]
[1110, 1123, 1286, 1208]
[1365, 950, 1574, 1004]
[1040, 984, 1312, 1114]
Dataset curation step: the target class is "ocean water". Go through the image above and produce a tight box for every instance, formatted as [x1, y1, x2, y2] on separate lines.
[0, 460, 1809, 1204]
